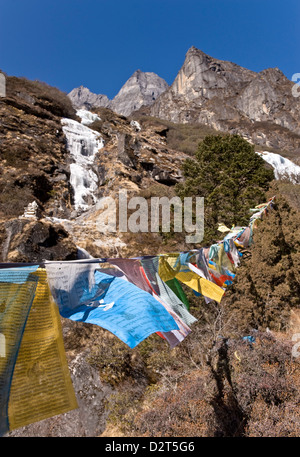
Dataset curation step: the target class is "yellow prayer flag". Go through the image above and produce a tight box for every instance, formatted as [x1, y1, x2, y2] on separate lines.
[7, 269, 77, 431]
[176, 271, 225, 303]
[159, 256, 225, 303]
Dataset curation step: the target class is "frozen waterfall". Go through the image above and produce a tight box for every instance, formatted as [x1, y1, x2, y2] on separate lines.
[61, 117, 104, 211]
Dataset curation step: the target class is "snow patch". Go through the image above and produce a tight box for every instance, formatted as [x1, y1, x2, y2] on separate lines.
[130, 120, 141, 131]
[257, 151, 300, 184]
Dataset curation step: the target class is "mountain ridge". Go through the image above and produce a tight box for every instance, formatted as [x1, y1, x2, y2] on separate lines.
[69, 70, 169, 117]
[149, 46, 300, 154]
[68, 46, 300, 154]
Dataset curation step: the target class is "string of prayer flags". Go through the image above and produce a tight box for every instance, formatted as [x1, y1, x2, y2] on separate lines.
[45, 262, 182, 349]
[107, 257, 194, 347]
[165, 278, 190, 310]
[139, 256, 196, 327]
[0, 195, 276, 434]
[158, 254, 225, 303]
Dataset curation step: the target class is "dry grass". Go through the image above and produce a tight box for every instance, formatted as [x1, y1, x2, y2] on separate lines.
[5, 76, 77, 119]
[134, 115, 220, 155]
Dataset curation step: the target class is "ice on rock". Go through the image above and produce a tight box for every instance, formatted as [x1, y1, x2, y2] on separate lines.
[76, 109, 101, 125]
[61, 118, 104, 211]
[257, 151, 300, 184]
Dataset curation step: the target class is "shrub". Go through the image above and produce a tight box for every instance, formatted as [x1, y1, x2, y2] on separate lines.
[223, 183, 300, 332]
[131, 331, 300, 437]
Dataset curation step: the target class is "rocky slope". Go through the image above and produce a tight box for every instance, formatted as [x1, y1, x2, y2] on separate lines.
[69, 70, 169, 117]
[54, 106, 190, 258]
[0, 75, 77, 219]
[0, 75, 80, 261]
[0, 75, 189, 262]
[1, 69, 299, 261]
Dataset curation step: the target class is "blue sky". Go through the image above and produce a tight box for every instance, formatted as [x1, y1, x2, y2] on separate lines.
[0, 0, 299, 99]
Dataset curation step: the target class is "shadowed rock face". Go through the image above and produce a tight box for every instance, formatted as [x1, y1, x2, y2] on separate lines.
[1, 219, 77, 263]
[149, 46, 300, 154]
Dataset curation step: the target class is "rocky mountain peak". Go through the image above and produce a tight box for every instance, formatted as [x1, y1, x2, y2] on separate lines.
[68, 70, 169, 118]
[68, 85, 110, 110]
[170, 46, 256, 102]
[150, 46, 300, 154]
[109, 70, 169, 117]
[258, 67, 286, 85]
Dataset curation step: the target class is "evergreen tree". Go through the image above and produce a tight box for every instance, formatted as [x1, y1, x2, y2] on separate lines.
[175, 134, 274, 244]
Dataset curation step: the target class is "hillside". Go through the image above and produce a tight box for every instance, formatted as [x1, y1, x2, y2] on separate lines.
[0, 75, 194, 261]
[6, 182, 300, 438]
[0, 71, 299, 438]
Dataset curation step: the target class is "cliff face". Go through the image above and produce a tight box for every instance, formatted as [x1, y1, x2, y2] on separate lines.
[165, 46, 255, 103]
[150, 46, 300, 154]
[109, 70, 169, 116]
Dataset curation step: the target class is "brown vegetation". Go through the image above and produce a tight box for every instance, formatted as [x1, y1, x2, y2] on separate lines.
[130, 331, 300, 437]
[5, 76, 77, 120]
[94, 180, 300, 437]
[134, 115, 220, 156]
